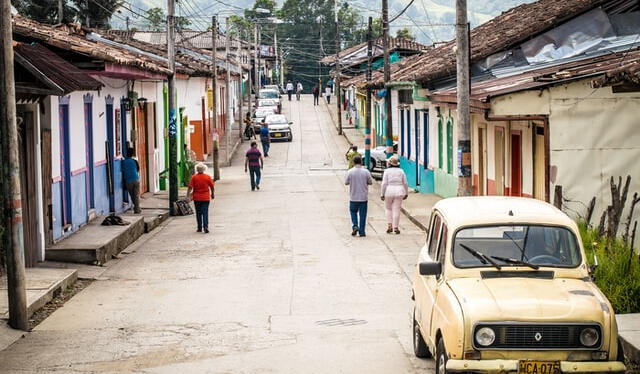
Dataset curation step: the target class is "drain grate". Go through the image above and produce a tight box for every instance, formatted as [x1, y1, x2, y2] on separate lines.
[315, 318, 368, 327]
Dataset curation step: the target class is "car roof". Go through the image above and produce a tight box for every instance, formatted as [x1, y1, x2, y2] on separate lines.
[265, 114, 286, 120]
[434, 197, 576, 230]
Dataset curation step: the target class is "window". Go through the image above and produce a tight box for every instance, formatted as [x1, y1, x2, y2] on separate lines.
[398, 89, 413, 104]
[400, 109, 405, 156]
[438, 115, 443, 169]
[438, 224, 448, 264]
[446, 116, 453, 174]
[428, 214, 442, 259]
[407, 109, 412, 159]
[452, 225, 581, 268]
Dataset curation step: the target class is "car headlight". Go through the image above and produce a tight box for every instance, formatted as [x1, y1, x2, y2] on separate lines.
[580, 327, 600, 347]
[475, 327, 496, 347]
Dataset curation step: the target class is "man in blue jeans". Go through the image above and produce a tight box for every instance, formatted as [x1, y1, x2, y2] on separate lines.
[245, 141, 264, 191]
[344, 155, 373, 237]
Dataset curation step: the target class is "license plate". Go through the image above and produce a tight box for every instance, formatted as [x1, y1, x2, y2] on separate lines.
[274, 133, 282, 137]
[518, 361, 560, 374]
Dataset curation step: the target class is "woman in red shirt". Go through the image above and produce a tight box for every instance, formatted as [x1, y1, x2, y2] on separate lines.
[187, 163, 215, 233]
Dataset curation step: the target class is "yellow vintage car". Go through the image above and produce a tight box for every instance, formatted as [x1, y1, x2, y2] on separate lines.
[412, 197, 626, 374]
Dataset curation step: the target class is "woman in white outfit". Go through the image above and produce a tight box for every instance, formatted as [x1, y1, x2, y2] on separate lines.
[381, 155, 408, 234]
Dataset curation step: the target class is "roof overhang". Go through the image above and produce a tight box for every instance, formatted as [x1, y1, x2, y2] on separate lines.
[90, 63, 167, 81]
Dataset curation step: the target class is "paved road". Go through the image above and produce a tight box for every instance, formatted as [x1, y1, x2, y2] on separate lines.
[0, 95, 433, 373]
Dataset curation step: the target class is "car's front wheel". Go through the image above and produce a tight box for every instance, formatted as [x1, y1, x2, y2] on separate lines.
[413, 311, 431, 358]
[436, 338, 448, 374]
[288, 134, 293, 142]
[367, 159, 376, 172]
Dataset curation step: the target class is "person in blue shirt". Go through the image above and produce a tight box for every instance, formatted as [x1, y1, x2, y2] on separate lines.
[259, 120, 270, 157]
[122, 148, 141, 214]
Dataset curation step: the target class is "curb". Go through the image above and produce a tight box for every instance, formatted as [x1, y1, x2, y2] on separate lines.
[620, 335, 640, 364]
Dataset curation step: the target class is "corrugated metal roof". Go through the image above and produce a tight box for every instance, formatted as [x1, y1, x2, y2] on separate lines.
[14, 42, 102, 94]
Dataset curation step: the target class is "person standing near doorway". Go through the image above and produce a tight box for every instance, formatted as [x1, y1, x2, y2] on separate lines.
[344, 155, 372, 237]
[325, 85, 332, 104]
[187, 163, 215, 233]
[259, 120, 270, 157]
[286, 80, 294, 101]
[296, 81, 303, 100]
[123, 148, 141, 214]
[381, 155, 408, 234]
[245, 141, 264, 191]
[312, 85, 320, 105]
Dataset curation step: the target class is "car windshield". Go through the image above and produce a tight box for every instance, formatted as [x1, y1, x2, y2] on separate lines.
[453, 225, 581, 268]
[265, 115, 287, 124]
[255, 109, 274, 117]
[259, 90, 279, 99]
[259, 100, 277, 107]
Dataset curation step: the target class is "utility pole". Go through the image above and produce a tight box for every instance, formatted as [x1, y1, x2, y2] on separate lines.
[382, 0, 394, 157]
[58, 0, 64, 23]
[318, 18, 323, 89]
[279, 47, 284, 88]
[167, 0, 178, 215]
[0, 0, 28, 331]
[456, 0, 472, 196]
[254, 24, 260, 94]
[274, 30, 279, 87]
[365, 16, 373, 169]
[225, 17, 232, 166]
[237, 34, 243, 143]
[335, 0, 343, 135]
[85, 0, 90, 27]
[211, 16, 220, 180]
[126, 17, 130, 32]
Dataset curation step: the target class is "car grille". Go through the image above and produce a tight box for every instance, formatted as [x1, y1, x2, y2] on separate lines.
[474, 323, 601, 350]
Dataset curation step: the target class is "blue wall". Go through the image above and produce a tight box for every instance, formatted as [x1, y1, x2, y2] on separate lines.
[113, 159, 124, 212]
[52, 182, 62, 240]
[93, 164, 110, 216]
[400, 157, 435, 194]
[71, 172, 88, 230]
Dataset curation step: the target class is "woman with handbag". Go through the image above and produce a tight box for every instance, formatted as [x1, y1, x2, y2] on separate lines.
[187, 163, 215, 233]
[380, 155, 408, 234]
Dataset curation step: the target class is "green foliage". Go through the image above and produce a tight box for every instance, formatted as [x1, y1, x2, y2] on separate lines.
[352, 17, 383, 45]
[12, 0, 76, 23]
[71, 0, 122, 29]
[580, 222, 640, 314]
[144, 7, 190, 31]
[396, 27, 415, 41]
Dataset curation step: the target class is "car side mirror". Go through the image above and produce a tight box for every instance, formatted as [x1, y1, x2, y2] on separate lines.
[419, 261, 442, 276]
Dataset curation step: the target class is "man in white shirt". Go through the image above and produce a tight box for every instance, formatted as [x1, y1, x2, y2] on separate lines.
[325, 86, 332, 104]
[286, 80, 294, 101]
[344, 155, 373, 237]
[296, 82, 303, 101]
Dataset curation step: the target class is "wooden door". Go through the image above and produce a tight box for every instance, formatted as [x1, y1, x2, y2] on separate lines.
[136, 105, 149, 193]
[18, 111, 38, 267]
[495, 127, 505, 196]
[511, 131, 522, 197]
[533, 124, 546, 200]
[478, 127, 487, 196]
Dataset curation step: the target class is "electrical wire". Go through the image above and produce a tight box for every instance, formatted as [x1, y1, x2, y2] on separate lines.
[389, 0, 415, 23]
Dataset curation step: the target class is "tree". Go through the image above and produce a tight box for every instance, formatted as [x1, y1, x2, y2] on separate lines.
[352, 17, 383, 45]
[395, 27, 415, 41]
[12, 0, 76, 24]
[71, 0, 122, 29]
[144, 7, 165, 31]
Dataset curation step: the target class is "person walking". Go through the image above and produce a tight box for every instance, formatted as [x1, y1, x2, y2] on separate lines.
[345, 145, 359, 169]
[344, 155, 373, 237]
[312, 85, 320, 105]
[122, 148, 141, 214]
[259, 120, 270, 157]
[381, 155, 408, 234]
[187, 163, 215, 233]
[325, 85, 332, 104]
[296, 81, 303, 100]
[286, 80, 294, 101]
[245, 141, 264, 191]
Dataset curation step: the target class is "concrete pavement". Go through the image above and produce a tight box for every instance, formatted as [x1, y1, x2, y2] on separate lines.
[0, 94, 433, 373]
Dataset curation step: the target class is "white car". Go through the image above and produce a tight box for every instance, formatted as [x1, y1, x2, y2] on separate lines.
[264, 114, 293, 142]
[357, 142, 399, 171]
[257, 98, 279, 114]
[252, 107, 276, 132]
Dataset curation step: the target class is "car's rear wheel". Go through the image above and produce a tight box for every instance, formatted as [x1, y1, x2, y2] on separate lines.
[367, 159, 376, 172]
[413, 311, 431, 358]
[436, 338, 448, 374]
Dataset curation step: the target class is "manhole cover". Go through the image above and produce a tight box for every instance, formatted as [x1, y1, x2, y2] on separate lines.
[315, 318, 368, 327]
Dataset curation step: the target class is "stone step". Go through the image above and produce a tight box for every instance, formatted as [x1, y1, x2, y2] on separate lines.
[46, 215, 145, 265]
[142, 209, 170, 233]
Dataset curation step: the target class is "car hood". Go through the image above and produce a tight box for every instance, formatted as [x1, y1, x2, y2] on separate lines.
[268, 124, 289, 130]
[448, 276, 607, 323]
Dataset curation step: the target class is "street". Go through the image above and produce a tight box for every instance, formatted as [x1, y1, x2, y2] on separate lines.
[0, 95, 433, 373]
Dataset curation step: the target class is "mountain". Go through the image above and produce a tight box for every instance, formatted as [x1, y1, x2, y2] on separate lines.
[122, 0, 536, 44]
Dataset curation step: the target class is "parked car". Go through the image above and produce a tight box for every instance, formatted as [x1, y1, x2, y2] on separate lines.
[252, 107, 276, 133]
[412, 197, 626, 374]
[258, 89, 281, 112]
[263, 84, 283, 94]
[357, 142, 398, 172]
[257, 98, 279, 113]
[264, 114, 293, 142]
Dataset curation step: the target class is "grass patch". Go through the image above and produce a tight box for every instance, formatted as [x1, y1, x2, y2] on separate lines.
[579, 222, 640, 314]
